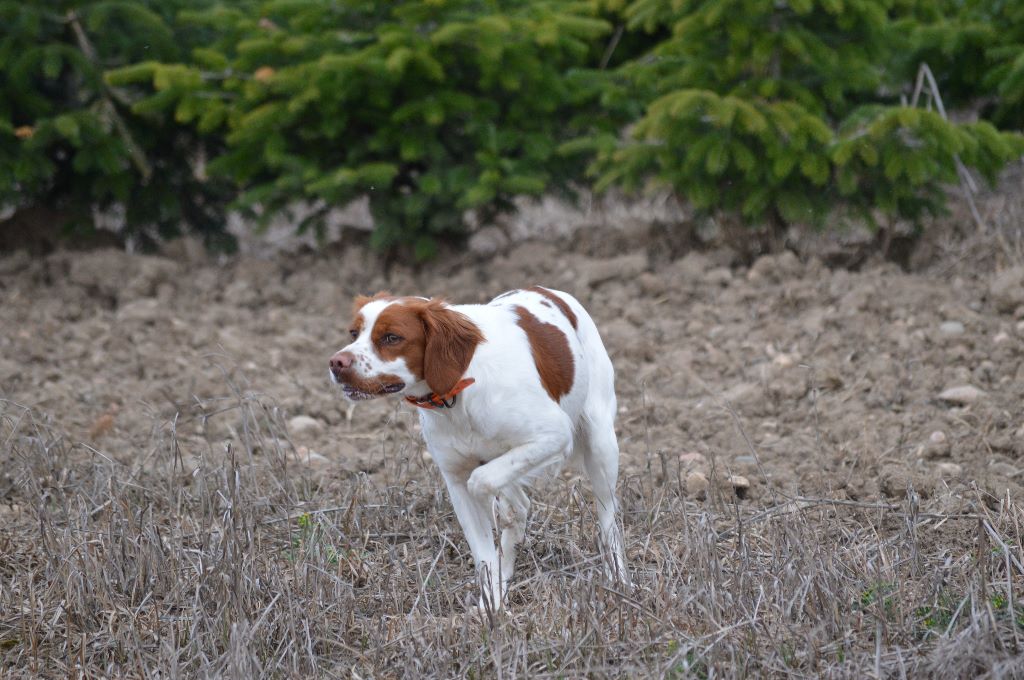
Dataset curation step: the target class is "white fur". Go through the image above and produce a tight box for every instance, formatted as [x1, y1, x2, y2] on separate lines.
[333, 288, 628, 608]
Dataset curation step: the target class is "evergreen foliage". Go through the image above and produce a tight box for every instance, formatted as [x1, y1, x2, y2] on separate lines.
[0, 0, 233, 248]
[904, 0, 1024, 129]
[108, 0, 612, 259]
[3, 0, 1024, 255]
[588, 0, 1023, 233]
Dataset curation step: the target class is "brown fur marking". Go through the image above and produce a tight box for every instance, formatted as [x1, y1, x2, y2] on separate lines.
[351, 291, 394, 335]
[349, 297, 484, 395]
[514, 305, 574, 402]
[336, 368, 406, 395]
[527, 286, 577, 329]
[418, 299, 485, 395]
[373, 302, 427, 379]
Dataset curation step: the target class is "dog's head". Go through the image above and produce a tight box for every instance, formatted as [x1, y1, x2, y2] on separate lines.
[329, 293, 484, 402]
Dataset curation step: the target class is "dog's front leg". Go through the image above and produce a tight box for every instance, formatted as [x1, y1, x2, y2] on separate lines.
[467, 434, 571, 501]
[442, 472, 503, 610]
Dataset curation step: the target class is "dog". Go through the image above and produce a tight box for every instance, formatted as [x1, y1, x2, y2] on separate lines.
[329, 287, 627, 608]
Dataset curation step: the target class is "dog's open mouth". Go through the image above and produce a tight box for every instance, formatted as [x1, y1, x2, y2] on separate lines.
[342, 382, 405, 400]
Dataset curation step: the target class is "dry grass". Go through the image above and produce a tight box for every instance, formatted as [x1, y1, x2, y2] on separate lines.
[2, 386, 1023, 680]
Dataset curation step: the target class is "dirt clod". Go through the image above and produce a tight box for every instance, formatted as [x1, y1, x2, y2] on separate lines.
[934, 462, 963, 477]
[989, 265, 1024, 313]
[685, 471, 709, 499]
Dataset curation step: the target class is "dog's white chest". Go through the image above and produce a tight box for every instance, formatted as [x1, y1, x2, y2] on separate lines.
[419, 410, 512, 476]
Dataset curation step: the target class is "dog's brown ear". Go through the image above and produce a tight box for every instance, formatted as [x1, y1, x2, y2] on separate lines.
[420, 299, 484, 395]
[352, 291, 392, 318]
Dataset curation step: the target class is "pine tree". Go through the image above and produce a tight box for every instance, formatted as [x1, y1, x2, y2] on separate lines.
[109, 0, 612, 259]
[0, 0, 232, 249]
[589, 0, 1024, 240]
[903, 0, 1024, 129]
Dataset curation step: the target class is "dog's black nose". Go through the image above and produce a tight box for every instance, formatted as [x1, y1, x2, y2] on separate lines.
[330, 351, 354, 378]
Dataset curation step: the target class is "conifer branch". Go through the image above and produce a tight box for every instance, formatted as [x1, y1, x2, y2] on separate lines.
[599, 25, 624, 70]
[911, 62, 986, 234]
[66, 10, 153, 182]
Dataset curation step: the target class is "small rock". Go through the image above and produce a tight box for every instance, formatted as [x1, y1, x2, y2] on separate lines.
[288, 415, 324, 438]
[937, 385, 987, 406]
[994, 331, 1010, 344]
[637, 271, 667, 296]
[939, 321, 965, 337]
[704, 267, 733, 287]
[935, 462, 963, 477]
[679, 452, 708, 469]
[919, 430, 951, 460]
[747, 251, 802, 283]
[669, 252, 712, 284]
[289, 446, 330, 468]
[422, 450, 433, 464]
[772, 353, 797, 368]
[116, 298, 162, 323]
[728, 475, 751, 499]
[685, 471, 709, 500]
[988, 461, 1021, 478]
[734, 455, 757, 466]
[989, 266, 1024, 313]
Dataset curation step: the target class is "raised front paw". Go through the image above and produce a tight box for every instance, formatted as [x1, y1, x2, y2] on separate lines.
[467, 466, 500, 499]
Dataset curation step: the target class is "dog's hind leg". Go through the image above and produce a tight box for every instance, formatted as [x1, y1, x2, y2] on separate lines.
[581, 414, 629, 585]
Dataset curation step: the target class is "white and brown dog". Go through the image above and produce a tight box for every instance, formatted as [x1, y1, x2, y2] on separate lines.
[329, 286, 627, 607]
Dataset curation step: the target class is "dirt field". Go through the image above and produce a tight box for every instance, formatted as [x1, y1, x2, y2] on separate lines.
[2, 217, 1024, 677]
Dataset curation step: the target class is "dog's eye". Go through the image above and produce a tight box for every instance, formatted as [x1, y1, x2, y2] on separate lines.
[349, 329, 358, 340]
[382, 333, 402, 345]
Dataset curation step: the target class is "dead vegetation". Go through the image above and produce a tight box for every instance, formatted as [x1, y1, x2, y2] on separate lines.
[3, 384, 1023, 679]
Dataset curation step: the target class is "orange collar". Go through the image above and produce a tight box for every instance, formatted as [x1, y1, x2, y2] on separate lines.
[405, 378, 475, 410]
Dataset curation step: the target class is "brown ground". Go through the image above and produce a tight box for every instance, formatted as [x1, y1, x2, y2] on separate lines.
[2, 216, 1024, 677]
[2, 228, 1022, 503]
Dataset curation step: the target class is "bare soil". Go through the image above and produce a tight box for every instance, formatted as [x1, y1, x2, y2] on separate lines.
[3, 230, 1023, 502]
[2, 221, 1024, 677]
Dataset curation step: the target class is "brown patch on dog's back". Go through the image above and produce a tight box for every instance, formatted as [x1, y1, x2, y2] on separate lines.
[527, 286, 577, 329]
[514, 305, 574, 401]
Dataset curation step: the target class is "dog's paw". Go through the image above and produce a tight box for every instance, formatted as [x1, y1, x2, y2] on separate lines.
[467, 467, 499, 499]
